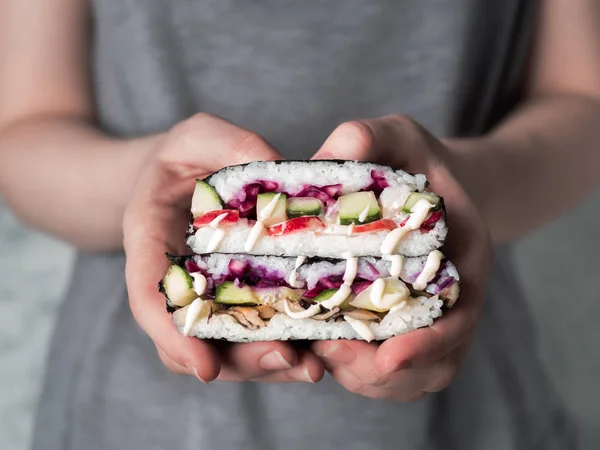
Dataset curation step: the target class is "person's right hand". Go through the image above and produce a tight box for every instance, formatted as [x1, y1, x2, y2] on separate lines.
[123, 113, 324, 383]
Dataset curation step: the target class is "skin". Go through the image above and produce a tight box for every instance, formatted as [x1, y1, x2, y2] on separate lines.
[1, 0, 600, 395]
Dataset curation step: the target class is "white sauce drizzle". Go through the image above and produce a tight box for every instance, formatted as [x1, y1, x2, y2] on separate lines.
[190, 272, 207, 296]
[385, 254, 404, 277]
[358, 205, 370, 223]
[381, 198, 433, 255]
[413, 250, 444, 290]
[245, 221, 264, 252]
[343, 256, 359, 285]
[257, 193, 281, 222]
[344, 315, 375, 342]
[289, 255, 307, 288]
[347, 223, 354, 236]
[205, 212, 231, 252]
[406, 198, 434, 229]
[380, 227, 411, 255]
[183, 298, 210, 336]
[208, 212, 229, 228]
[206, 228, 226, 252]
[370, 278, 386, 306]
[319, 284, 352, 310]
[244, 193, 283, 251]
[284, 299, 321, 319]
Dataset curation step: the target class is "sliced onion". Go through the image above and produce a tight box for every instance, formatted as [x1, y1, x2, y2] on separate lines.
[351, 281, 373, 295]
[302, 287, 323, 298]
[366, 169, 389, 195]
[228, 259, 249, 278]
[322, 184, 343, 198]
[294, 185, 336, 207]
[257, 179, 279, 191]
[360, 262, 381, 281]
[432, 276, 455, 294]
[184, 260, 203, 274]
[319, 277, 344, 289]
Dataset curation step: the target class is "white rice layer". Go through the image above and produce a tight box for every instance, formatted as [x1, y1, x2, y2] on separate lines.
[187, 218, 446, 258]
[206, 161, 427, 202]
[172, 296, 444, 342]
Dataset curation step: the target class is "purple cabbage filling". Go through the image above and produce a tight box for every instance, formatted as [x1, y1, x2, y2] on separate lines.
[431, 276, 455, 294]
[225, 170, 389, 219]
[365, 169, 390, 196]
[213, 260, 291, 288]
[225, 180, 279, 218]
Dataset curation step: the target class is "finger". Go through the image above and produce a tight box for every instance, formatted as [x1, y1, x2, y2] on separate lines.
[325, 364, 426, 402]
[314, 340, 391, 387]
[156, 347, 191, 375]
[216, 341, 298, 382]
[374, 295, 478, 374]
[156, 346, 214, 384]
[312, 116, 431, 173]
[318, 342, 459, 399]
[250, 349, 325, 383]
[150, 113, 283, 204]
[124, 240, 221, 382]
[421, 347, 464, 393]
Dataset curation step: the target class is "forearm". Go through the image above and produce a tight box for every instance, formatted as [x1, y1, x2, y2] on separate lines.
[447, 93, 600, 243]
[0, 116, 161, 251]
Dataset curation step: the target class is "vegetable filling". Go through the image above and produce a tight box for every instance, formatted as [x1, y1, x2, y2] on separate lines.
[161, 254, 459, 336]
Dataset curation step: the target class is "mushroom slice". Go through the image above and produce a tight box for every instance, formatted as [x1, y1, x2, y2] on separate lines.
[312, 307, 341, 321]
[217, 310, 253, 328]
[270, 299, 288, 313]
[255, 305, 277, 319]
[208, 300, 222, 314]
[342, 309, 381, 321]
[230, 306, 266, 329]
[439, 283, 460, 307]
[220, 307, 266, 329]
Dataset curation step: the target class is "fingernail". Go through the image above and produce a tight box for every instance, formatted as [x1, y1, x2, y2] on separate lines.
[313, 151, 333, 160]
[302, 365, 316, 383]
[290, 365, 316, 383]
[187, 365, 209, 383]
[321, 343, 356, 364]
[381, 359, 412, 375]
[259, 351, 293, 371]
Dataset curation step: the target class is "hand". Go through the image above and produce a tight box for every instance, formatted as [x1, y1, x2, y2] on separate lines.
[311, 116, 492, 401]
[123, 113, 324, 383]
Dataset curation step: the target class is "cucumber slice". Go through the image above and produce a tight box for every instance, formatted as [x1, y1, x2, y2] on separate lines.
[313, 289, 337, 302]
[313, 288, 353, 309]
[338, 191, 382, 225]
[191, 180, 223, 218]
[215, 281, 259, 305]
[286, 197, 323, 218]
[161, 265, 198, 307]
[402, 192, 440, 213]
[256, 193, 288, 226]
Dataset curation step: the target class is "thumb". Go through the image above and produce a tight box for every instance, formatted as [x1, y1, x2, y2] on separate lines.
[312, 116, 430, 173]
[159, 113, 283, 179]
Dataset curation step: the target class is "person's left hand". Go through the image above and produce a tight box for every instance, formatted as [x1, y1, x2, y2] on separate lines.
[311, 115, 492, 401]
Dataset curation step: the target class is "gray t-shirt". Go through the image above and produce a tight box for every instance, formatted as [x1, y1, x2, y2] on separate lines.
[32, 1, 576, 449]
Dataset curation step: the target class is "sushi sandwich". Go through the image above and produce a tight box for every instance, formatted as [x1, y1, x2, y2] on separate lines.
[160, 160, 460, 342]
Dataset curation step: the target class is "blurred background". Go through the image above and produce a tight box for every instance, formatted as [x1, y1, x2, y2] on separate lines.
[1, 189, 599, 449]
